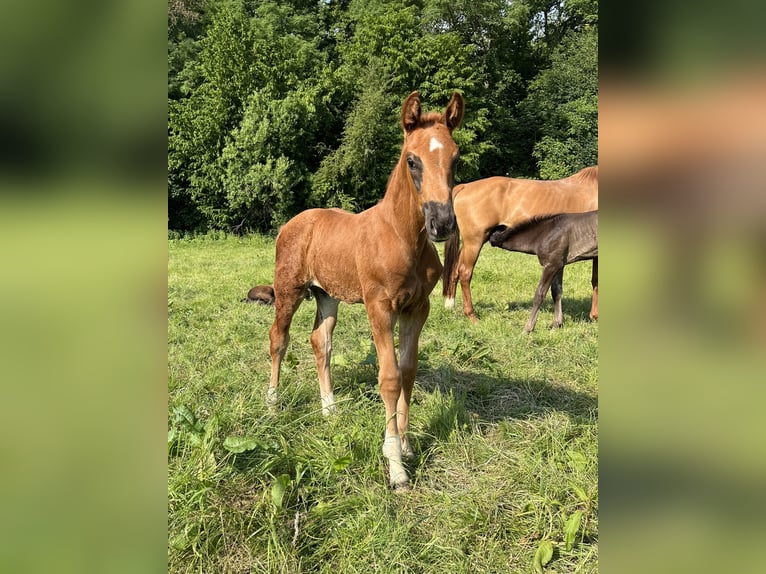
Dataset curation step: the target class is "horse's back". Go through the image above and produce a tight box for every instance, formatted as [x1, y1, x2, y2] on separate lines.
[274, 208, 365, 302]
[275, 204, 442, 307]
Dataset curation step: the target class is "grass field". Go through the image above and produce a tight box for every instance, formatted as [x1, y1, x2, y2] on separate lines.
[168, 234, 598, 573]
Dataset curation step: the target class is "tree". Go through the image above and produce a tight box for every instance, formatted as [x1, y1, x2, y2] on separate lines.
[167, 0, 599, 232]
[521, 25, 598, 178]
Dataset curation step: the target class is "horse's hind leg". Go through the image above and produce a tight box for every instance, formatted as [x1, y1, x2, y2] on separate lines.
[456, 238, 484, 322]
[268, 286, 305, 410]
[550, 268, 565, 329]
[589, 258, 598, 321]
[525, 264, 559, 334]
[309, 289, 340, 416]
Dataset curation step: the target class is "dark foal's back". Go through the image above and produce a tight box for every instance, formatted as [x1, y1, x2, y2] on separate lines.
[489, 211, 598, 264]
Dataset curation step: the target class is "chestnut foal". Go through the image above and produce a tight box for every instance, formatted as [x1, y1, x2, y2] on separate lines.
[265, 91, 464, 489]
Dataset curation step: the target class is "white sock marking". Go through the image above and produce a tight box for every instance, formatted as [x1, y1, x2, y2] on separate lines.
[444, 297, 455, 309]
[321, 392, 336, 416]
[383, 433, 408, 486]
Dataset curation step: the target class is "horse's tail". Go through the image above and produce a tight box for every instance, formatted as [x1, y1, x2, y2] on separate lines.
[242, 285, 275, 305]
[442, 226, 460, 300]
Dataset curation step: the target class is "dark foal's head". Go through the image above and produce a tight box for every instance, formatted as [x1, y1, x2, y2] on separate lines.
[400, 91, 464, 242]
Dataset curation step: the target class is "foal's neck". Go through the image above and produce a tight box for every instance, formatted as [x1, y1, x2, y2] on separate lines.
[379, 159, 426, 246]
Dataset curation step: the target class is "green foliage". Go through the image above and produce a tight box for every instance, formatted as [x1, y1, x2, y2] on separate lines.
[168, 0, 599, 231]
[522, 26, 598, 178]
[311, 66, 398, 210]
[533, 540, 554, 573]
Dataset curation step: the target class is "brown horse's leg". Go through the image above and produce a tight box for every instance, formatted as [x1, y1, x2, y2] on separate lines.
[525, 264, 560, 334]
[589, 258, 598, 321]
[442, 232, 460, 304]
[268, 286, 305, 410]
[456, 238, 484, 322]
[550, 268, 565, 328]
[309, 290, 340, 416]
[365, 298, 408, 489]
[397, 299, 429, 460]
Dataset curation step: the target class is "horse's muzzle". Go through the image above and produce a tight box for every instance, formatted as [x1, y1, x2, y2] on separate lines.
[423, 201, 457, 242]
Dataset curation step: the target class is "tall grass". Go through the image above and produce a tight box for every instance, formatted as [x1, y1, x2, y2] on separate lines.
[168, 234, 597, 573]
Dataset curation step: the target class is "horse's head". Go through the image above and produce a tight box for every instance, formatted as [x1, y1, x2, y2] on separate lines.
[400, 91, 464, 242]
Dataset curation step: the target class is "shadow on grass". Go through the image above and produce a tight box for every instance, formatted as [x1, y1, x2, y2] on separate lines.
[417, 367, 596, 425]
[409, 362, 596, 474]
[475, 296, 595, 324]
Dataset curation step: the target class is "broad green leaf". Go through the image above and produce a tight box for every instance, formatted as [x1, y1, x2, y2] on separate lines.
[332, 455, 352, 472]
[571, 485, 588, 502]
[173, 405, 199, 431]
[271, 474, 292, 509]
[564, 510, 584, 551]
[223, 436, 261, 453]
[533, 540, 554, 573]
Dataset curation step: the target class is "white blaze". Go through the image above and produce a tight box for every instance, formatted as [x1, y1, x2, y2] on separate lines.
[429, 137, 443, 152]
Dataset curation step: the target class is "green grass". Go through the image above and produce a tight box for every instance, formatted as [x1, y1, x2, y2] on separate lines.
[168, 234, 598, 573]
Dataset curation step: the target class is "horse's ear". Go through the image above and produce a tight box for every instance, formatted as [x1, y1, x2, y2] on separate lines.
[443, 92, 465, 132]
[401, 91, 421, 134]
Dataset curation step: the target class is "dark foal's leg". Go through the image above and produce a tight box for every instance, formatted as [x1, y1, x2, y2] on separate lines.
[550, 268, 565, 328]
[589, 258, 598, 321]
[309, 290, 340, 416]
[525, 264, 561, 334]
[268, 286, 306, 410]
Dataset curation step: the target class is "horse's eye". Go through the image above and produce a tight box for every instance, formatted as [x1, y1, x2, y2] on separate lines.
[407, 157, 416, 169]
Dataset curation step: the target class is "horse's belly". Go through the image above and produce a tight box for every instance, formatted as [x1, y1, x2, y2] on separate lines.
[311, 273, 364, 304]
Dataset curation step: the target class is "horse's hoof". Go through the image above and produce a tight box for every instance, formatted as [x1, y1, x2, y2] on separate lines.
[391, 481, 411, 493]
[467, 313, 479, 323]
[265, 388, 279, 414]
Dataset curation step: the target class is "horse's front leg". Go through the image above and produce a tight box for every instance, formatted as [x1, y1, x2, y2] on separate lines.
[366, 298, 408, 489]
[397, 299, 429, 460]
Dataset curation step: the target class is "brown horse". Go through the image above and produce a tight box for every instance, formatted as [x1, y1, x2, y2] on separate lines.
[262, 91, 464, 489]
[442, 167, 598, 322]
[488, 211, 598, 333]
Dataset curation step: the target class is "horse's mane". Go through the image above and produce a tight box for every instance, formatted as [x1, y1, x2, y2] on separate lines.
[568, 165, 598, 183]
[415, 111, 448, 129]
